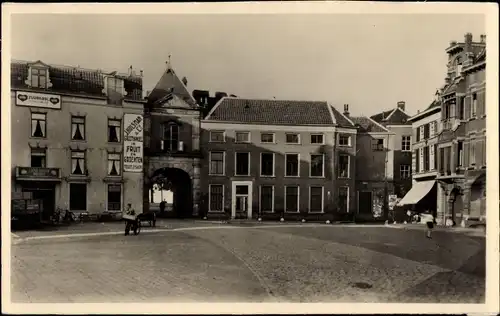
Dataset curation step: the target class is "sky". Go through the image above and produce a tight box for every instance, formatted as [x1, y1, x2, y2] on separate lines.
[10, 13, 485, 117]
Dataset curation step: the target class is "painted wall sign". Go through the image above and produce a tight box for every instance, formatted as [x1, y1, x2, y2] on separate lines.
[123, 114, 144, 173]
[15, 91, 61, 109]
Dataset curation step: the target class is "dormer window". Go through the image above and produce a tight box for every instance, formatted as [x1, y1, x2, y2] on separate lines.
[107, 77, 124, 96]
[31, 68, 48, 88]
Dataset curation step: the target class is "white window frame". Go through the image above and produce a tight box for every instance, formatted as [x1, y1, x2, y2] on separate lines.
[338, 186, 350, 213]
[419, 147, 424, 171]
[208, 184, 225, 213]
[209, 130, 226, 143]
[260, 132, 275, 144]
[400, 165, 411, 179]
[338, 134, 351, 147]
[338, 154, 350, 178]
[310, 134, 324, 145]
[107, 152, 122, 176]
[259, 185, 275, 213]
[107, 119, 121, 143]
[209, 151, 225, 176]
[458, 142, 464, 167]
[419, 125, 425, 140]
[401, 135, 411, 152]
[284, 185, 300, 213]
[260, 152, 275, 177]
[471, 93, 478, 118]
[429, 145, 435, 170]
[234, 152, 251, 176]
[429, 122, 435, 137]
[106, 183, 123, 212]
[285, 133, 301, 144]
[308, 186, 324, 213]
[285, 153, 300, 177]
[31, 112, 47, 138]
[470, 142, 476, 166]
[71, 116, 86, 141]
[235, 131, 251, 143]
[309, 154, 325, 178]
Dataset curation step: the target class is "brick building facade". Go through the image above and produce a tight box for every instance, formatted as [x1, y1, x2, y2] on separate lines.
[11, 60, 145, 221]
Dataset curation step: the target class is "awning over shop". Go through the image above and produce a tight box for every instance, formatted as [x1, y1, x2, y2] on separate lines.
[397, 180, 436, 206]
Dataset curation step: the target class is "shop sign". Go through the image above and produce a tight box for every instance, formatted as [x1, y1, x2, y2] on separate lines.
[123, 114, 143, 173]
[16, 167, 60, 179]
[15, 91, 61, 109]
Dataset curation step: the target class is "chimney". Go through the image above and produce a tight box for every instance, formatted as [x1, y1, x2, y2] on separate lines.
[182, 76, 188, 86]
[480, 34, 486, 43]
[140, 70, 144, 77]
[343, 104, 350, 116]
[397, 101, 405, 112]
[464, 33, 473, 53]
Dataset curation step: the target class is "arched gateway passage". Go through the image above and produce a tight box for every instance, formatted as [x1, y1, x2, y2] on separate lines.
[149, 167, 193, 218]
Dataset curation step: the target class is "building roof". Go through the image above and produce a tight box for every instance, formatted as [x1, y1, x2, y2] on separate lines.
[329, 106, 356, 128]
[370, 107, 411, 126]
[350, 116, 389, 133]
[426, 99, 441, 110]
[11, 60, 143, 101]
[205, 97, 337, 126]
[147, 64, 197, 107]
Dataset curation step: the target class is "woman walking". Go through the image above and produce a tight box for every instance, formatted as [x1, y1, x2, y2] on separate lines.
[425, 210, 435, 239]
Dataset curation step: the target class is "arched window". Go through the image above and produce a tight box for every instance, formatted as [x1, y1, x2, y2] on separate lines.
[162, 122, 179, 152]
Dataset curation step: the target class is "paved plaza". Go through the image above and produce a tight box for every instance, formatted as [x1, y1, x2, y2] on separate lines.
[10, 222, 485, 303]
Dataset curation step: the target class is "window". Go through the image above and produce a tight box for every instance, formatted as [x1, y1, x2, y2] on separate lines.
[107, 153, 121, 176]
[371, 139, 384, 151]
[457, 142, 464, 167]
[260, 185, 274, 213]
[31, 68, 47, 88]
[434, 144, 438, 170]
[30, 148, 46, 167]
[260, 153, 274, 177]
[415, 149, 420, 172]
[415, 127, 420, 142]
[310, 154, 324, 177]
[423, 146, 430, 171]
[430, 145, 435, 170]
[236, 132, 250, 143]
[209, 131, 225, 142]
[71, 116, 85, 141]
[108, 119, 121, 143]
[209, 151, 225, 175]
[285, 186, 299, 213]
[471, 93, 477, 117]
[458, 97, 465, 120]
[429, 122, 436, 137]
[419, 148, 424, 172]
[338, 154, 350, 178]
[470, 142, 476, 166]
[71, 151, 86, 175]
[209, 184, 224, 212]
[310, 134, 324, 144]
[339, 135, 351, 146]
[338, 187, 349, 213]
[456, 59, 462, 76]
[162, 123, 179, 152]
[419, 125, 425, 140]
[309, 186, 324, 213]
[69, 183, 87, 211]
[107, 184, 122, 211]
[285, 154, 299, 177]
[286, 133, 300, 144]
[401, 136, 411, 151]
[31, 113, 46, 138]
[400, 165, 411, 179]
[106, 77, 124, 96]
[423, 124, 430, 139]
[260, 133, 275, 143]
[235, 152, 250, 176]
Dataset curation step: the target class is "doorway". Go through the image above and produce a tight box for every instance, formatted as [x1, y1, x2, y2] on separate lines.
[149, 168, 193, 218]
[231, 181, 253, 219]
[358, 191, 373, 216]
[21, 182, 56, 221]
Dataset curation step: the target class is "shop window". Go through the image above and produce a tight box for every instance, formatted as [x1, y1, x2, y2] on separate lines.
[69, 183, 87, 211]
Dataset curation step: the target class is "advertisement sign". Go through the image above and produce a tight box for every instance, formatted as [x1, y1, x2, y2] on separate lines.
[123, 114, 143, 173]
[15, 91, 61, 109]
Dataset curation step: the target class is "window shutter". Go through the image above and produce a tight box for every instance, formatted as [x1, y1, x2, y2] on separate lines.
[419, 126, 424, 141]
[477, 91, 485, 117]
[415, 149, 419, 172]
[463, 96, 471, 120]
[463, 142, 469, 167]
[477, 140, 484, 166]
[419, 148, 424, 172]
[429, 145, 435, 170]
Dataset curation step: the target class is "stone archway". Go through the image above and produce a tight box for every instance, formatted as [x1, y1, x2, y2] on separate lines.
[448, 186, 464, 226]
[149, 167, 193, 218]
[469, 173, 486, 220]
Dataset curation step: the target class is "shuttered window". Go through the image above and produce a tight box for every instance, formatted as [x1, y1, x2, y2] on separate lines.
[412, 151, 417, 174]
[415, 149, 420, 172]
[463, 142, 470, 167]
[419, 148, 424, 172]
[477, 92, 485, 117]
[464, 95, 471, 120]
[429, 145, 435, 170]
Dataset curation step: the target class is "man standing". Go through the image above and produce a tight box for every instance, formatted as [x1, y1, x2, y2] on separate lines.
[159, 199, 166, 214]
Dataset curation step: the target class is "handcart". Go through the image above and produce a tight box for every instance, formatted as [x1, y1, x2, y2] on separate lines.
[123, 204, 141, 236]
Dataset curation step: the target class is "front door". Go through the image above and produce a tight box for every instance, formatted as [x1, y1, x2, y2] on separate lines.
[232, 181, 253, 219]
[358, 191, 372, 216]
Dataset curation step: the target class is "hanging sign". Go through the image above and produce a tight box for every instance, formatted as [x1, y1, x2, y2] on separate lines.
[15, 91, 61, 109]
[123, 114, 143, 172]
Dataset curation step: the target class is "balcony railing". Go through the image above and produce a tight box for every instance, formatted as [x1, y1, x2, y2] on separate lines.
[15, 167, 61, 180]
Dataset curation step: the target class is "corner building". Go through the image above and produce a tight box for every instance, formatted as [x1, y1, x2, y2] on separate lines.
[11, 60, 145, 220]
[200, 98, 357, 221]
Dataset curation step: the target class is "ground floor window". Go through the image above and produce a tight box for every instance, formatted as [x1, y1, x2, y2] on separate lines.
[285, 186, 299, 212]
[69, 183, 87, 211]
[107, 184, 121, 211]
[309, 186, 323, 213]
[209, 184, 224, 212]
[260, 185, 274, 212]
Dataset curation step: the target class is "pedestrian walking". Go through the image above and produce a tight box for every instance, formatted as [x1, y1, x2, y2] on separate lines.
[425, 210, 434, 239]
[406, 209, 412, 223]
[159, 200, 166, 214]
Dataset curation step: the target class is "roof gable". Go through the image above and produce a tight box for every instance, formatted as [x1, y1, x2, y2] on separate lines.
[351, 116, 389, 133]
[330, 106, 355, 128]
[371, 107, 411, 126]
[205, 98, 335, 126]
[147, 66, 196, 107]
